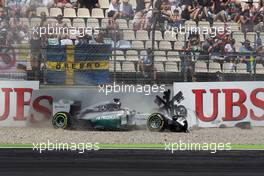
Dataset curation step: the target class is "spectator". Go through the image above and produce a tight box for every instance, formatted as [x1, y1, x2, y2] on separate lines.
[244, 0, 257, 17]
[40, 12, 49, 28]
[8, 18, 26, 44]
[42, 0, 54, 8]
[258, 0, 264, 12]
[93, 32, 105, 44]
[133, 10, 149, 30]
[55, 0, 74, 8]
[133, 0, 152, 30]
[55, 14, 68, 37]
[26, 5, 37, 18]
[159, 0, 173, 22]
[30, 32, 42, 80]
[187, 32, 201, 54]
[135, 0, 145, 12]
[224, 37, 236, 62]
[181, 5, 190, 20]
[0, 25, 13, 66]
[188, 0, 201, 21]
[240, 9, 254, 33]
[37, 12, 49, 48]
[256, 44, 264, 66]
[205, 0, 228, 23]
[106, 16, 121, 41]
[169, 0, 182, 15]
[227, 0, 242, 22]
[120, 0, 134, 19]
[75, 35, 90, 45]
[56, 14, 67, 26]
[47, 34, 59, 45]
[180, 42, 195, 82]
[239, 40, 253, 54]
[0, 6, 6, 19]
[253, 12, 264, 32]
[55, 14, 67, 27]
[79, 0, 100, 13]
[0, 21, 8, 46]
[199, 36, 214, 60]
[108, 0, 121, 20]
[199, 0, 211, 22]
[60, 34, 73, 45]
[255, 32, 263, 48]
[0, 0, 4, 8]
[139, 48, 157, 80]
[5, 0, 24, 17]
[239, 39, 254, 73]
[170, 9, 182, 28]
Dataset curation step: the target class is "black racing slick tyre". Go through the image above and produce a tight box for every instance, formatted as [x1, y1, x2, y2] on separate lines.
[147, 113, 166, 132]
[52, 112, 72, 129]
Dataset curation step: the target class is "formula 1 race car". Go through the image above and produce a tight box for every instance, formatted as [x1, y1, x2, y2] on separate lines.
[146, 89, 188, 132]
[52, 98, 140, 130]
[52, 89, 189, 132]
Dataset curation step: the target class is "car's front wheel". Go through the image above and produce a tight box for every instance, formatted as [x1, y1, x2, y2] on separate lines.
[147, 113, 166, 132]
[52, 112, 72, 129]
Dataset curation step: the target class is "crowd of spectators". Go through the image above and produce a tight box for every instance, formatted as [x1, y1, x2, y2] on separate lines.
[1, 0, 264, 47]
[0, 0, 264, 82]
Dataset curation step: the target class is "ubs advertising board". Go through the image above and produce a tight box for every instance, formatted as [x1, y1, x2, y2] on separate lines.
[174, 82, 264, 127]
[0, 81, 39, 127]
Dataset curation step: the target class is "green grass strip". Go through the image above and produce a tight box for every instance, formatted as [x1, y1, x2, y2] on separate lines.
[0, 144, 264, 150]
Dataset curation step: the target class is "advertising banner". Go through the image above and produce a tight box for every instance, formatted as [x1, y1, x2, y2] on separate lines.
[173, 82, 264, 127]
[0, 81, 39, 127]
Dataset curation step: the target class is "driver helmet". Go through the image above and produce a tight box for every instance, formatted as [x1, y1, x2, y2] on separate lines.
[113, 98, 121, 108]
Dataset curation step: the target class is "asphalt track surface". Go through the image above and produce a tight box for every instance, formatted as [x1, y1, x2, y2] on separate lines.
[0, 149, 263, 176]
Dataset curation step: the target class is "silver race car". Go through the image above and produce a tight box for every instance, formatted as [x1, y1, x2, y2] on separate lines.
[52, 98, 143, 130]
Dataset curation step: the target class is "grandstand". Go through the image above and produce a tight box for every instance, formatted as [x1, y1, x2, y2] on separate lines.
[0, 0, 264, 85]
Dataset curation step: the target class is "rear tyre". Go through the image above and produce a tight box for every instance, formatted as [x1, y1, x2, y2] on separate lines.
[147, 113, 166, 132]
[52, 112, 72, 129]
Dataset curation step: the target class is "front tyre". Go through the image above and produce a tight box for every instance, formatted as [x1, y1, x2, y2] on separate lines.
[52, 112, 72, 129]
[147, 113, 166, 132]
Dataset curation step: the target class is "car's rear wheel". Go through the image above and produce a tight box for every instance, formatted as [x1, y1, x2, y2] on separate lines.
[52, 112, 72, 129]
[147, 113, 166, 132]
